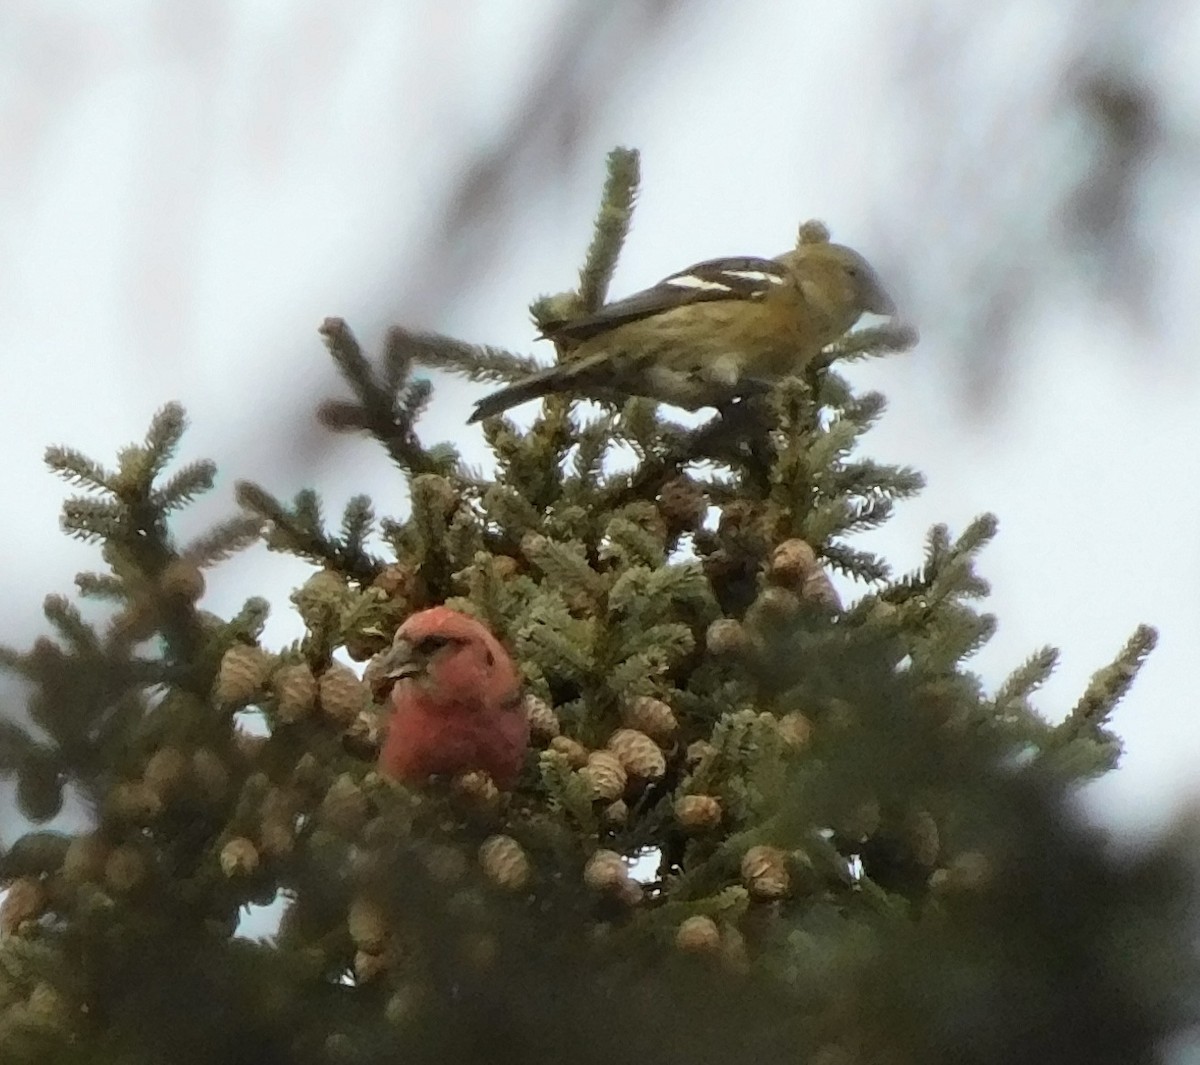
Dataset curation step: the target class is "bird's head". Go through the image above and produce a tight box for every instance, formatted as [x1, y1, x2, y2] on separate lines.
[375, 606, 519, 711]
[821, 244, 896, 317]
[778, 241, 897, 327]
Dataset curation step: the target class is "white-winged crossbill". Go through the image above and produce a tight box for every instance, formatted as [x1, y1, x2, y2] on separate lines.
[469, 232, 895, 423]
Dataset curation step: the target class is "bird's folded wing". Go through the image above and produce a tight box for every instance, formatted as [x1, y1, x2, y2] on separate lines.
[544, 255, 789, 341]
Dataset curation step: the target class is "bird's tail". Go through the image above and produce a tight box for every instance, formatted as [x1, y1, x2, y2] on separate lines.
[468, 358, 600, 423]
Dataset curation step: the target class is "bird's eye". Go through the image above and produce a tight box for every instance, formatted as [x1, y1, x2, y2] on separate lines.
[414, 634, 451, 655]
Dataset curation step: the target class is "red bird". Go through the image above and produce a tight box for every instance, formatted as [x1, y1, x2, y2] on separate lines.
[376, 607, 529, 790]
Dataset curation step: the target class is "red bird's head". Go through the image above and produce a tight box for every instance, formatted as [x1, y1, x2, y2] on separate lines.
[376, 607, 520, 713]
[376, 607, 529, 789]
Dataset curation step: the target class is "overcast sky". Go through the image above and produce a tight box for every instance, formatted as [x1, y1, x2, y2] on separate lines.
[2, 1, 1198, 844]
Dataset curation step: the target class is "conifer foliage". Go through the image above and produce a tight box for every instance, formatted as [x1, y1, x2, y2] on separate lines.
[0, 149, 1194, 1065]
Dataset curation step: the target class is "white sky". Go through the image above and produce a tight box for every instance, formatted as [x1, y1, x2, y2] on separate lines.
[2, 1, 1198, 845]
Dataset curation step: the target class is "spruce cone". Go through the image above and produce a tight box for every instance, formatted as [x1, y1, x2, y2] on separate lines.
[159, 559, 206, 603]
[143, 747, 189, 801]
[0, 877, 47, 936]
[372, 562, 418, 600]
[107, 780, 163, 825]
[602, 799, 629, 827]
[686, 740, 717, 768]
[478, 835, 531, 891]
[768, 538, 819, 585]
[105, 845, 148, 893]
[524, 694, 560, 744]
[220, 837, 261, 878]
[274, 662, 318, 723]
[777, 711, 814, 752]
[675, 794, 723, 833]
[583, 849, 629, 892]
[215, 644, 272, 705]
[579, 751, 627, 801]
[319, 774, 370, 835]
[675, 915, 721, 954]
[658, 475, 709, 535]
[741, 845, 790, 901]
[423, 844, 470, 885]
[318, 663, 369, 726]
[451, 770, 501, 816]
[191, 748, 230, 802]
[607, 728, 666, 781]
[906, 809, 941, 867]
[706, 618, 750, 656]
[348, 896, 389, 952]
[550, 736, 589, 768]
[621, 696, 678, 747]
[354, 950, 388, 984]
[62, 835, 108, 885]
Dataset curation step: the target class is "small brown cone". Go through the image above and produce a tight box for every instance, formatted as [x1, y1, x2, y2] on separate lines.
[451, 771, 501, 817]
[274, 662, 318, 723]
[234, 728, 268, 763]
[423, 844, 470, 886]
[372, 562, 418, 600]
[675, 794, 722, 833]
[319, 773, 370, 835]
[354, 950, 388, 984]
[549, 735, 589, 768]
[579, 751, 626, 801]
[801, 565, 843, 611]
[741, 845, 790, 901]
[675, 915, 721, 954]
[62, 835, 109, 885]
[318, 663, 369, 727]
[143, 746, 189, 801]
[777, 712, 814, 752]
[0, 877, 47, 936]
[215, 644, 272, 705]
[930, 850, 991, 894]
[705, 618, 750, 656]
[523, 694, 560, 744]
[768, 538, 818, 585]
[106, 780, 163, 825]
[104, 845, 148, 893]
[160, 558, 206, 603]
[602, 799, 628, 827]
[685, 740, 716, 767]
[621, 696, 678, 747]
[753, 585, 801, 620]
[220, 837, 261, 878]
[348, 896, 389, 952]
[583, 849, 628, 892]
[191, 748, 230, 803]
[607, 728, 666, 782]
[906, 809, 941, 867]
[657, 475, 709, 535]
[478, 835, 531, 892]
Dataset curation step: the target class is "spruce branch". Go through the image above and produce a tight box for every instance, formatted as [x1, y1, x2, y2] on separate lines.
[59, 497, 125, 542]
[382, 325, 541, 385]
[993, 646, 1060, 713]
[1060, 623, 1157, 738]
[317, 317, 457, 477]
[142, 401, 188, 480]
[151, 460, 217, 512]
[576, 146, 640, 313]
[235, 481, 381, 583]
[74, 572, 126, 601]
[43, 446, 114, 492]
[181, 515, 265, 566]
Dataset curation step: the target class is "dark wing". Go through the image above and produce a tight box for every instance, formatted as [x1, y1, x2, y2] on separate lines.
[543, 255, 790, 342]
